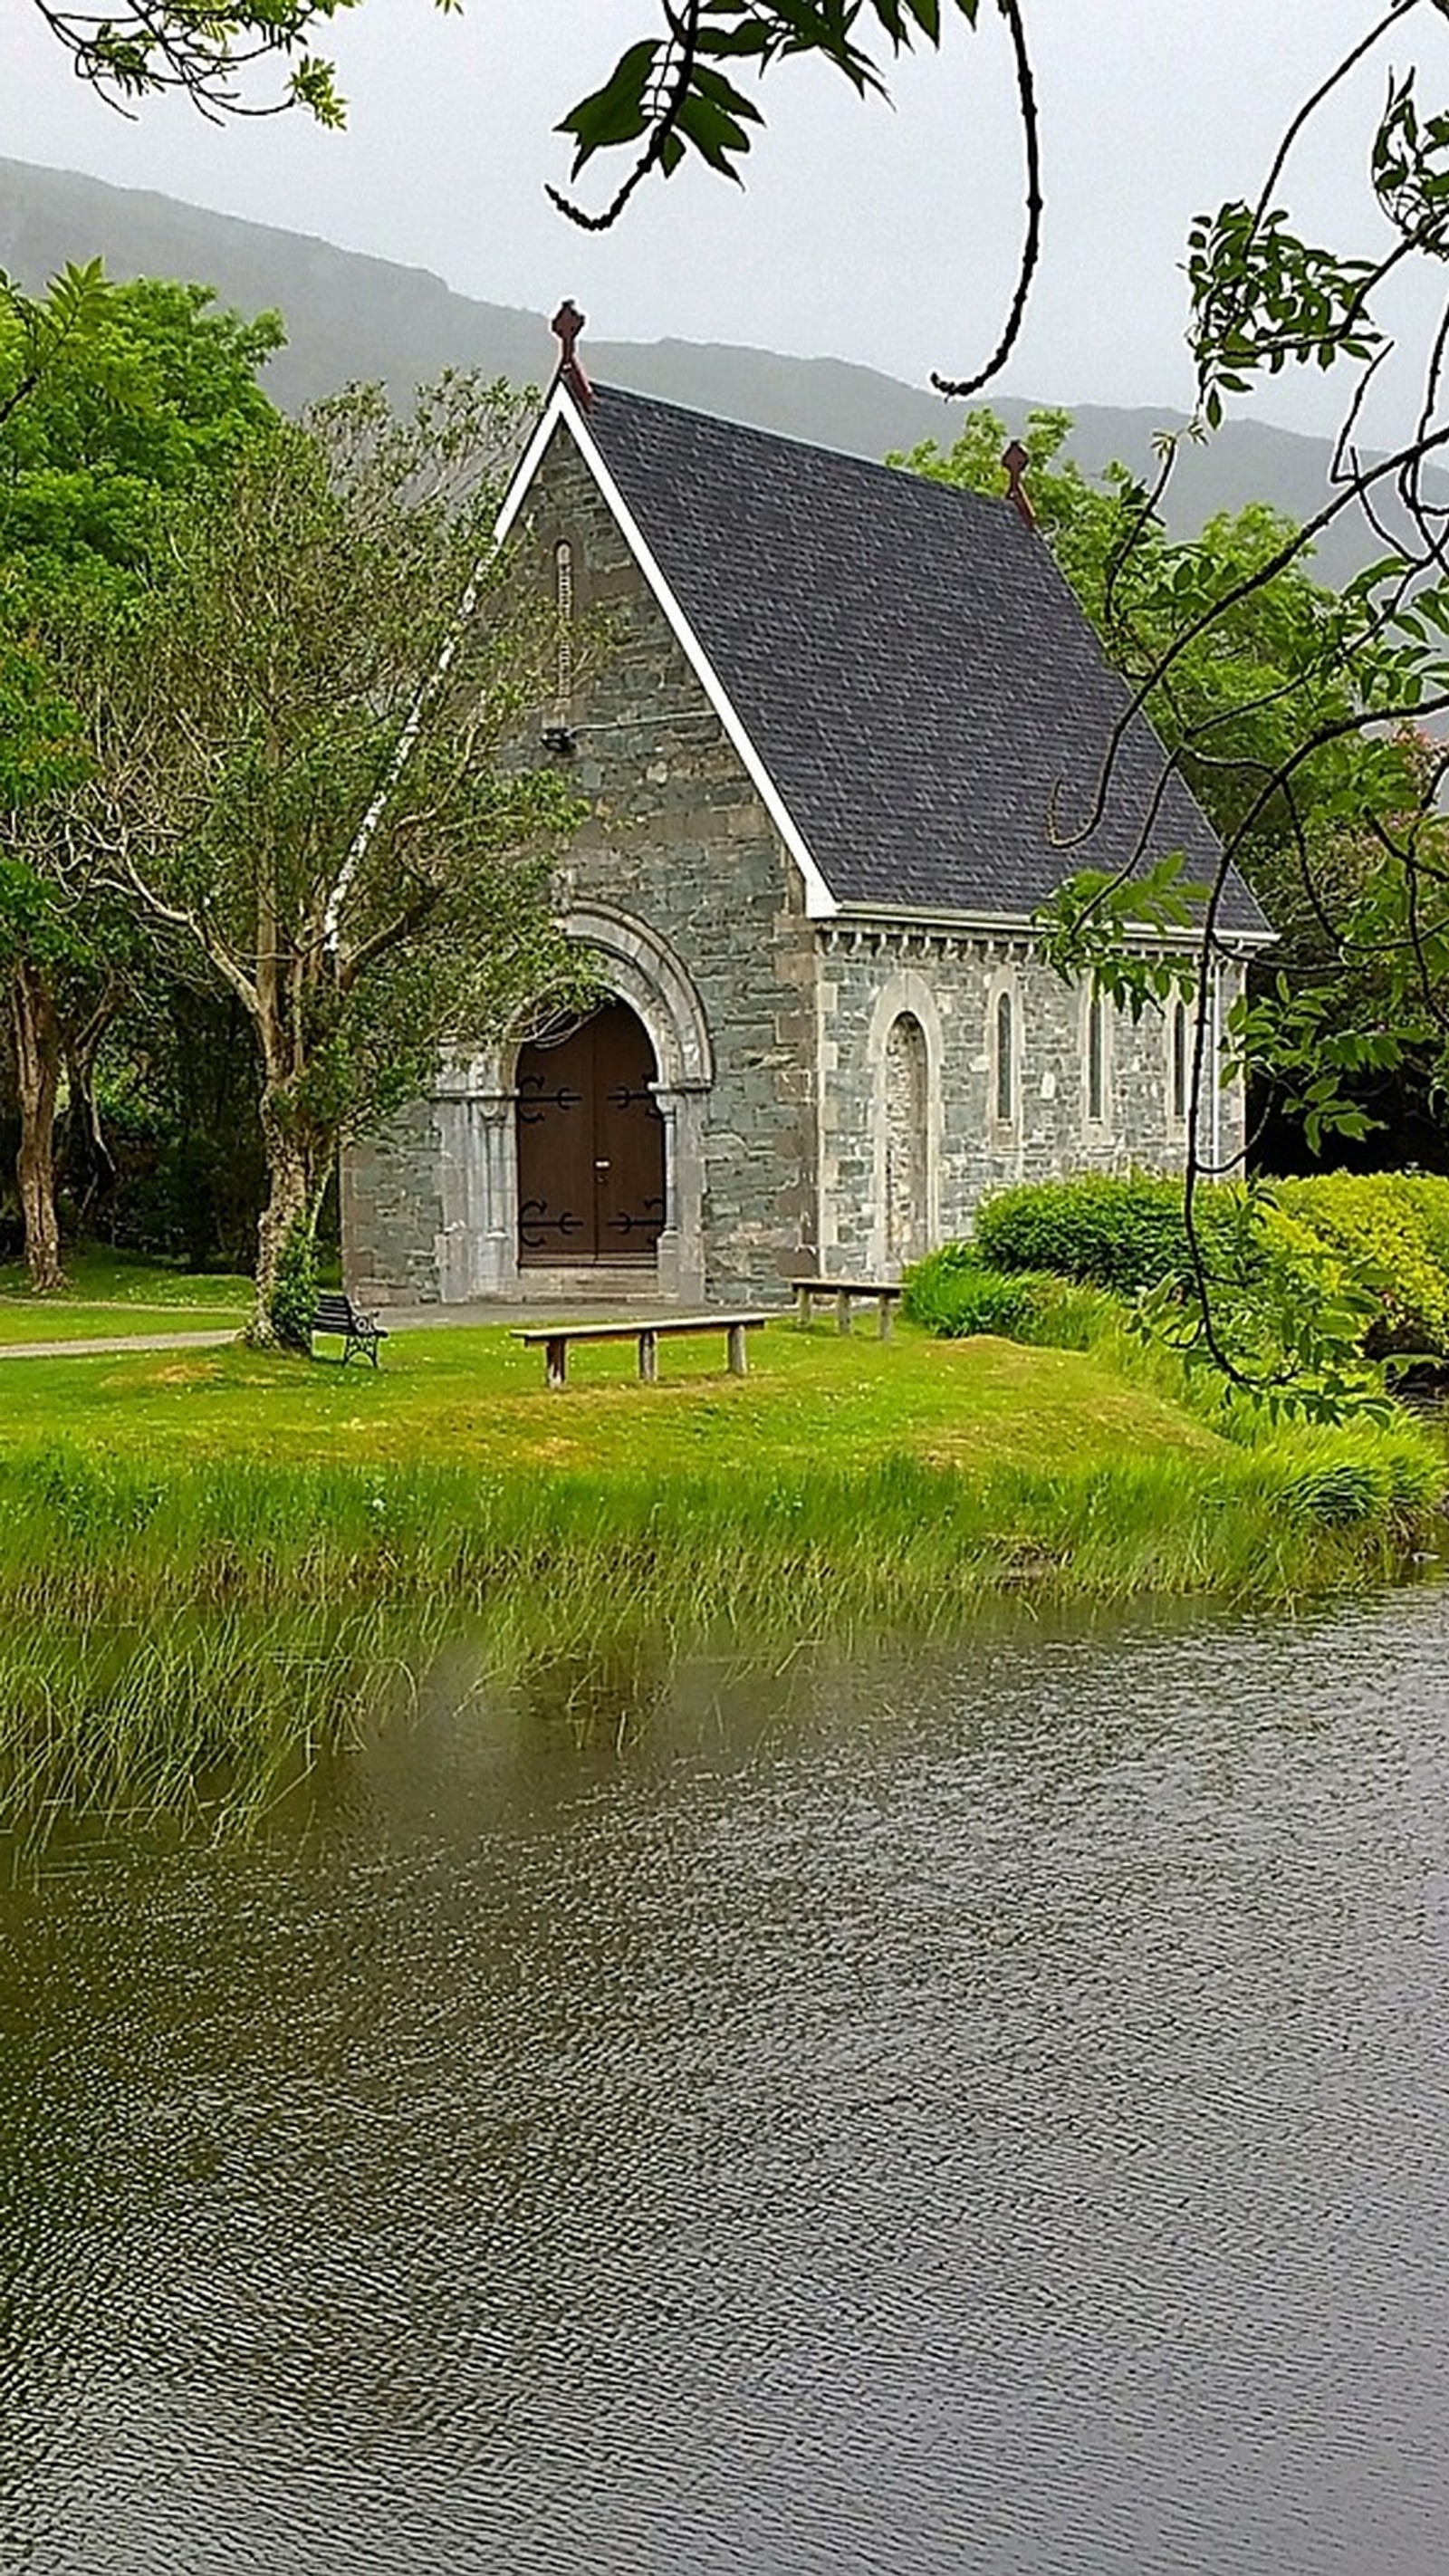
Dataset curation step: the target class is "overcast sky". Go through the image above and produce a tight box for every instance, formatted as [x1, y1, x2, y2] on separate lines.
[6, 0, 1444, 433]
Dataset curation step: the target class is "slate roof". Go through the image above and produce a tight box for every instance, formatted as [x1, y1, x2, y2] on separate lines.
[575, 382, 1270, 938]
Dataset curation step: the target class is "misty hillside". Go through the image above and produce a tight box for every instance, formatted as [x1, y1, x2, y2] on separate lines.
[2, 155, 1436, 589]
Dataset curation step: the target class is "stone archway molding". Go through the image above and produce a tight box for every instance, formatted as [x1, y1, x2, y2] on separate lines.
[561, 905, 715, 1091]
[432, 905, 713, 1304]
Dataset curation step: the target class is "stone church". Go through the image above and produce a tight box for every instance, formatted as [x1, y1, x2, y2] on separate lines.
[342, 362, 1271, 1310]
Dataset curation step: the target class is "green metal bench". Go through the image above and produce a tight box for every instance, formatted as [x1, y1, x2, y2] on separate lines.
[312, 1291, 388, 1367]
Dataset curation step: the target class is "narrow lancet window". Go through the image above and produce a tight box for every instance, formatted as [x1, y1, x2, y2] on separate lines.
[1171, 997, 1189, 1125]
[995, 989, 1014, 1124]
[884, 1012, 929, 1266]
[554, 537, 574, 709]
[1087, 990, 1105, 1124]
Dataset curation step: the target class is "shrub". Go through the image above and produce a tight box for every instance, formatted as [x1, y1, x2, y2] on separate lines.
[912, 1172, 1449, 1416]
[972, 1171, 1240, 1294]
[267, 1219, 319, 1357]
[1396, 1174, 1449, 1282]
[899, 1238, 977, 1332]
[902, 1247, 1046, 1339]
[903, 1248, 1121, 1350]
[949, 1170, 1449, 1368]
[1272, 1171, 1449, 1360]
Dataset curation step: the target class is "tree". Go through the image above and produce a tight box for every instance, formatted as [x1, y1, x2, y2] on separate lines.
[1006, 23, 1449, 1399]
[0, 261, 112, 433]
[0, 275, 282, 563]
[869, 10, 1449, 1406]
[28, 0, 359, 121]
[892, 409, 1444, 1161]
[90, 976, 268, 1269]
[67, 376, 589, 1344]
[26, 0, 989, 162]
[0, 274, 283, 1285]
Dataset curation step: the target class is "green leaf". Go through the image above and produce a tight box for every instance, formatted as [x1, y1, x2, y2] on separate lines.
[556, 40, 658, 166]
[676, 89, 757, 175]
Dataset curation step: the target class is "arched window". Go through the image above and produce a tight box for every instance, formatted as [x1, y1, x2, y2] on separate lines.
[1086, 988, 1106, 1125]
[1170, 996, 1189, 1126]
[994, 988, 1014, 1124]
[884, 1012, 929, 1265]
[553, 537, 574, 708]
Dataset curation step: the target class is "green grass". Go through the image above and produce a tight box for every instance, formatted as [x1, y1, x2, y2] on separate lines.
[0, 1314, 1225, 1474]
[0, 1308, 1442, 1840]
[0, 1248, 250, 1341]
[0, 1316, 1438, 1605]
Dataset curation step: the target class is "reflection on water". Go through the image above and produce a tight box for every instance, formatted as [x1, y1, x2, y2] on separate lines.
[4, 1591, 1449, 2573]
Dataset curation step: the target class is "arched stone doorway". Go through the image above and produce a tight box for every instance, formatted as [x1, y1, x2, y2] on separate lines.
[431, 907, 712, 1305]
[515, 998, 666, 1268]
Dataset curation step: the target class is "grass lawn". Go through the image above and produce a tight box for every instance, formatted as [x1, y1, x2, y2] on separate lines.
[0, 1249, 250, 1341]
[0, 1303, 1441, 1836]
[0, 1305, 1438, 1618]
[0, 1312, 1221, 1476]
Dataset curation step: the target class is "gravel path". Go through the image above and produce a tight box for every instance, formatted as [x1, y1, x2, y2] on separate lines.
[0, 1328, 239, 1360]
[0, 1302, 705, 1360]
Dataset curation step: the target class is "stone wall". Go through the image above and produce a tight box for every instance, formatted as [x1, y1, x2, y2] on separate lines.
[535, 422, 821, 1303]
[817, 925, 1249, 1275]
[342, 1098, 444, 1310]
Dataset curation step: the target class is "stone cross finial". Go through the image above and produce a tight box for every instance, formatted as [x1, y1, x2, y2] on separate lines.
[551, 300, 594, 409]
[1002, 438, 1036, 528]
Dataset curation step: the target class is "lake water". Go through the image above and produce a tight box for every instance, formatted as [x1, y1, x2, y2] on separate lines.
[4, 1589, 1449, 2573]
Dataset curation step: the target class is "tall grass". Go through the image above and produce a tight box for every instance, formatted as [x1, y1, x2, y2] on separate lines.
[0, 1437, 1438, 1639]
[1, 1375, 1442, 1840]
[0, 1601, 446, 1850]
[4, 1442, 1438, 1844]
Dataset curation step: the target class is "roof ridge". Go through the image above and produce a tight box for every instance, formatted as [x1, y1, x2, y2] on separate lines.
[584, 377, 1017, 522]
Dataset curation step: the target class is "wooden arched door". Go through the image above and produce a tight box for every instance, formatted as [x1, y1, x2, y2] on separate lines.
[515, 1002, 666, 1267]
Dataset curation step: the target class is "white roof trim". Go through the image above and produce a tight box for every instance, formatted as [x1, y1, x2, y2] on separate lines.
[494, 380, 839, 922]
[830, 899, 1276, 949]
[494, 383, 573, 548]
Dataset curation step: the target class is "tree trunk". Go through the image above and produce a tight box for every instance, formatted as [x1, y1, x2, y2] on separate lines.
[11, 962, 65, 1293]
[60, 987, 123, 1230]
[248, 1086, 317, 1349]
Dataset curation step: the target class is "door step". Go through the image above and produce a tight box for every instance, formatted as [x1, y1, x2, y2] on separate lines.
[513, 1265, 660, 1302]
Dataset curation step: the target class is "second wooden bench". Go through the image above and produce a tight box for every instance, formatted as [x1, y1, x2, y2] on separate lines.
[514, 1312, 768, 1389]
[789, 1277, 903, 1340]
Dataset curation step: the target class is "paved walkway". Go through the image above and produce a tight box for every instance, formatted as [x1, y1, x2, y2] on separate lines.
[0, 1301, 722, 1360]
[0, 1327, 239, 1360]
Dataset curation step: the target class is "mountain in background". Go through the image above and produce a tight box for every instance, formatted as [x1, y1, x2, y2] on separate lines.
[1, 155, 1435, 589]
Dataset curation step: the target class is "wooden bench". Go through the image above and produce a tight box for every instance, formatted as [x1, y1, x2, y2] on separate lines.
[790, 1277, 903, 1340]
[514, 1312, 767, 1389]
[312, 1291, 389, 1367]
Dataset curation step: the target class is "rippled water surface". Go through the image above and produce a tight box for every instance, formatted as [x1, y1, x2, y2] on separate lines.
[5, 1591, 1449, 2572]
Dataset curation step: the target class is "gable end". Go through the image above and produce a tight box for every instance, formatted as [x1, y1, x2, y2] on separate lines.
[494, 383, 838, 920]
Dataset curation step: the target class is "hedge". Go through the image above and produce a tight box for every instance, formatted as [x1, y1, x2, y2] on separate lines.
[1273, 1171, 1449, 1360]
[912, 1170, 1449, 1365]
[970, 1171, 1239, 1295]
